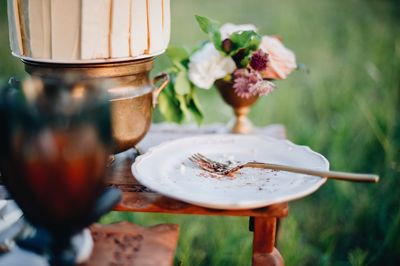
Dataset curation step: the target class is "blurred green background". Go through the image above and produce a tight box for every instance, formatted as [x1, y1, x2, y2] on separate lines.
[1, 0, 399, 265]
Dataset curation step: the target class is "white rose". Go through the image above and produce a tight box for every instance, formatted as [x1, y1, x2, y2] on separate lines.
[219, 23, 257, 39]
[188, 43, 236, 89]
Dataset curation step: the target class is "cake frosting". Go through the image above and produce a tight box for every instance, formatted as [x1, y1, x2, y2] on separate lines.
[130, 0, 148, 56]
[111, 0, 131, 58]
[29, 0, 51, 58]
[7, 0, 171, 62]
[7, 0, 23, 56]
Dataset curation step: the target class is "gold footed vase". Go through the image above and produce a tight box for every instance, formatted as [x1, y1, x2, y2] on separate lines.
[215, 79, 259, 134]
[23, 58, 169, 155]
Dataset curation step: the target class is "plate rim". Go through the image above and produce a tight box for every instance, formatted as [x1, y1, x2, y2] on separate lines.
[132, 134, 329, 210]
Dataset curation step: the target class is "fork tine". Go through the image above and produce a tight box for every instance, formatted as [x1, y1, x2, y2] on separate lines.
[189, 155, 216, 172]
[189, 153, 242, 176]
[192, 154, 217, 166]
[196, 153, 228, 167]
[189, 154, 212, 167]
[196, 153, 214, 163]
[191, 154, 208, 164]
[192, 153, 207, 163]
[188, 156, 198, 164]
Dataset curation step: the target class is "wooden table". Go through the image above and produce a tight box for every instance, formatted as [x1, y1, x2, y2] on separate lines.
[84, 222, 179, 266]
[106, 123, 289, 266]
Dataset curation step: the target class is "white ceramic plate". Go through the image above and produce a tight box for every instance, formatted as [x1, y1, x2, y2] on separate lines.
[132, 135, 329, 210]
[0, 200, 7, 213]
[0, 201, 23, 234]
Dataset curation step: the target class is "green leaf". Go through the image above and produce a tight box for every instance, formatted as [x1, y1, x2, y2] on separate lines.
[229, 30, 261, 55]
[161, 79, 175, 97]
[195, 15, 223, 51]
[166, 46, 190, 63]
[240, 56, 250, 68]
[176, 94, 191, 122]
[174, 71, 191, 95]
[174, 61, 187, 72]
[191, 88, 203, 112]
[195, 15, 220, 35]
[164, 66, 179, 74]
[158, 85, 183, 123]
[187, 90, 204, 124]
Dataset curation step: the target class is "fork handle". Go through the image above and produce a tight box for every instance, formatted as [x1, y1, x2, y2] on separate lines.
[245, 162, 379, 183]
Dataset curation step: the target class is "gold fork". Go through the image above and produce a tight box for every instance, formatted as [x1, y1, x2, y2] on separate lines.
[189, 153, 379, 183]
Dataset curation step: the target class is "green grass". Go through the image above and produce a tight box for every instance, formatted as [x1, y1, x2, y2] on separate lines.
[1, 0, 399, 265]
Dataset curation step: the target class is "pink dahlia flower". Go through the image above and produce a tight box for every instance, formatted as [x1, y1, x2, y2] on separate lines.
[249, 49, 269, 72]
[233, 69, 275, 98]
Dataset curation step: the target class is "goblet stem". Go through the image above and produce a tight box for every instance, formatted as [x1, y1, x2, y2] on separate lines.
[215, 79, 258, 134]
[51, 235, 76, 266]
[230, 106, 253, 134]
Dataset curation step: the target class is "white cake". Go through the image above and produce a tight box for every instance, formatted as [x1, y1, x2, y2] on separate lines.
[7, 0, 171, 62]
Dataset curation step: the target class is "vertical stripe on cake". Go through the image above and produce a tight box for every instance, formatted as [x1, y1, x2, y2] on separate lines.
[163, 0, 171, 51]
[81, 0, 111, 60]
[148, 0, 164, 54]
[130, 0, 148, 56]
[51, 0, 81, 60]
[7, 0, 24, 55]
[18, 0, 31, 56]
[29, 0, 51, 59]
[145, 0, 150, 54]
[110, 0, 131, 58]
[162, 0, 164, 32]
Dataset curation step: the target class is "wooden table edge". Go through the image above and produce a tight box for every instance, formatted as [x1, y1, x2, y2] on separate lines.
[111, 191, 289, 218]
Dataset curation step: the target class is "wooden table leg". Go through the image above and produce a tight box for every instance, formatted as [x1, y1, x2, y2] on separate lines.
[249, 217, 284, 266]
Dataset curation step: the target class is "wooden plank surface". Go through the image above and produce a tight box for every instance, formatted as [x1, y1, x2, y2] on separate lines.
[84, 222, 179, 266]
[115, 191, 289, 217]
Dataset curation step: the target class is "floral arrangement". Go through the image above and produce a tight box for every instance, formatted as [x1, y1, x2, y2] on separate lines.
[158, 15, 297, 123]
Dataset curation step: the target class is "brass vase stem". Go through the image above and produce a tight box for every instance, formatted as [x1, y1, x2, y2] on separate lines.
[230, 106, 253, 134]
[215, 79, 259, 134]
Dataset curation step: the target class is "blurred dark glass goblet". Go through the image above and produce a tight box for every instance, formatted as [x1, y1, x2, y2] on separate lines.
[0, 77, 117, 265]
